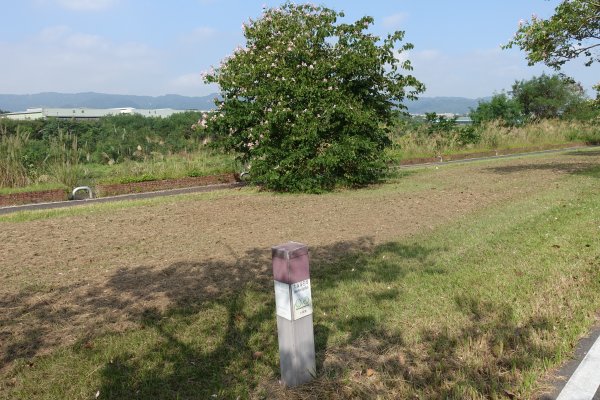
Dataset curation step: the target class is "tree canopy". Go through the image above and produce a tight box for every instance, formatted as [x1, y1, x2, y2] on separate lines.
[470, 73, 590, 122]
[470, 93, 523, 126]
[505, 0, 600, 69]
[199, 2, 424, 192]
[511, 73, 586, 119]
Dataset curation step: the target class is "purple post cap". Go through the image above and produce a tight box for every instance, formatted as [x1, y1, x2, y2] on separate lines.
[272, 242, 310, 284]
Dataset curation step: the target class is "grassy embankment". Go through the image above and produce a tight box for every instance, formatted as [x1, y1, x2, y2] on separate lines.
[389, 119, 600, 160]
[1, 118, 599, 196]
[0, 149, 236, 195]
[1, 149, 599, 399]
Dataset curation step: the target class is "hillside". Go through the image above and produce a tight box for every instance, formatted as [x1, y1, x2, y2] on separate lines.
[405, 96, 489, 115]
[0, 92, 488, 115]
[0, 92, 217, 112]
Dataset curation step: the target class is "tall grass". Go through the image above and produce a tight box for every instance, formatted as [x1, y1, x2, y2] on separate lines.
[390, 119, 600, 160]
[89, 149, 237, 184]
[46, 130, 84, 188]
[0, 125, 30, 188]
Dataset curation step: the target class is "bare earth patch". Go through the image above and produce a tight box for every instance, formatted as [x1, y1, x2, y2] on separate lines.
[0, 150, 598, 377]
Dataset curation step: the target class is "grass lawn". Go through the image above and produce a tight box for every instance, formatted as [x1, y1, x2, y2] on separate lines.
[1, 149, 599, 399]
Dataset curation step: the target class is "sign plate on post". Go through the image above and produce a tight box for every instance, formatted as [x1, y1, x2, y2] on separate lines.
[274, 279, 313, 321]
[291, 279, 312, 320]
[274, 280, 292, 320]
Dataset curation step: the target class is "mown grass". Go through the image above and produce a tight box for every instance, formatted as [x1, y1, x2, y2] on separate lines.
[1, 155, 599, 399]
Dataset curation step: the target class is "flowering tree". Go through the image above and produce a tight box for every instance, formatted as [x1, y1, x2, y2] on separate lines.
[198, 3, 424, 192]
[505, 0, 599, 69]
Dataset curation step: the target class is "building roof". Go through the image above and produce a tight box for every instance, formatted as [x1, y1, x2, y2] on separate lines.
[0, 107, 194, 120]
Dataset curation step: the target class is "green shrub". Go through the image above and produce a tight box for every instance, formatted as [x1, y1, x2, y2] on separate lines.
[470, 93, 523, 126]
[199, 2, 423, 192]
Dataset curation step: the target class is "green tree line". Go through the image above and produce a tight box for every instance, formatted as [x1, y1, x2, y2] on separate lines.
[470, 73, 599, 126]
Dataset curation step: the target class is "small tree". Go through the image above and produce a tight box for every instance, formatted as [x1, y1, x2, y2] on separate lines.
[200, 3, 424, 192]
[469, 93, 523, 126]
[505, 0, 600, 69]
[511, 73, 586, 119]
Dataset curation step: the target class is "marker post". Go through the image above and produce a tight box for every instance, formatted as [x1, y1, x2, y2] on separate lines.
[272, 242, 316, 387]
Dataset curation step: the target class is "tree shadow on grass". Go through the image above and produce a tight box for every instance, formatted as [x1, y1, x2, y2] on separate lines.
[286, 295, 559, 399]
[485, 161, 600, 177]
[0, 236, 439, 398]
[94, 238, 439, 399]
[565, 150, 600, 157]
[2, 234, 562, 398]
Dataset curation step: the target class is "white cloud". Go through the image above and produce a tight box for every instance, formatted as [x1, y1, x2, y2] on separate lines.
[181, 27, 218, 43]
[415, 49, 442, 61]
[382, 13, 408, 29]
[38, 25, 71, 42]
[65, 32, 107, 49]
[166, 73, 219, 96]
[0, 26, 163, 95]
[0, 25, 221, 97]
[405, 47, 599, 98]
[170, 73, 204, 88]
[55, 0, 118, 11]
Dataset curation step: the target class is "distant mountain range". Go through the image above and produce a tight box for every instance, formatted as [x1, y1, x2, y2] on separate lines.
[405, 96, 490, 115]
[0, 92, 218, 113]
[0, 92, 490, 115]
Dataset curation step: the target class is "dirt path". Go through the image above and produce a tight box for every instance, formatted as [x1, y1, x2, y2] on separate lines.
[0, 150, 598, 370]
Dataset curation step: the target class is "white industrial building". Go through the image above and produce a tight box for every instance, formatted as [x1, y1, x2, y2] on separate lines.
[0, 107, 193, 120]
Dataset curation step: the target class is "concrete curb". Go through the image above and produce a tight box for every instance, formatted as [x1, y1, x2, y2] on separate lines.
[539, 324, 600, 399]
[0, 181, 246, 216]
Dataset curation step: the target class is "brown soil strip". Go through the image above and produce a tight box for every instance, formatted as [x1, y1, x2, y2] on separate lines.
[0, 188, 67, 207]
[95, 173, 238, 197]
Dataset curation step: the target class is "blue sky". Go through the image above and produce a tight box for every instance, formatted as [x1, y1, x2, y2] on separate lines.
[0, 0, 597, 98]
